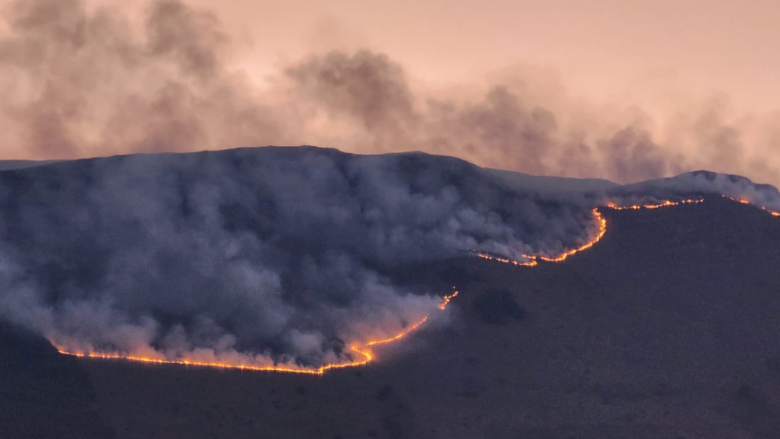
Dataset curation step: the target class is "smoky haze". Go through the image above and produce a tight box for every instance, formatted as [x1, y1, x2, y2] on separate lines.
[0, 0, 778, 187]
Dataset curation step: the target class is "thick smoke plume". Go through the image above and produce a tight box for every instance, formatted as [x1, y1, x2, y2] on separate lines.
[1, 0, 779, 187]
[0, 147, 604, 366]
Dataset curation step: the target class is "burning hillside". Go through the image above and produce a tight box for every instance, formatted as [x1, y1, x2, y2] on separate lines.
[0, 146, 778, 374]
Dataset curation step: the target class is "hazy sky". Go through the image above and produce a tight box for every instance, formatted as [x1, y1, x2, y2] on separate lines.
[167, 0, 780, 112]
[1, 0, 778, 185]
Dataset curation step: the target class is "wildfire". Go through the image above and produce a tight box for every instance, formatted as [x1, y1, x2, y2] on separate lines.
[537, 208, 607, 263]
[722, 195, 780, 217]
[476, 252, 537, 267]
[478, 198, 703, 267]
[477, 207, 607, 265]
[439, 288, 460, 310]
[57, 289, 460, 376]
[605, 198, 703, 210]
[57, 195, 777, 375]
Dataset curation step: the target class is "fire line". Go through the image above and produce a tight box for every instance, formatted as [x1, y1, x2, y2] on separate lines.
[722, 195, 780, 217]
[57, 288, 462, 376]
[57, 196, 775, 374]
[477, 198, 703, 266]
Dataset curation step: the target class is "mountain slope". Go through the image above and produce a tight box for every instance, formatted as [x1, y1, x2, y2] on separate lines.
[3, 195, 779, 438]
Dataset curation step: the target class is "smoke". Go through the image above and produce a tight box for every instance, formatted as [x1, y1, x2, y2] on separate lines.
[0, 147, 606, 367]
[286, 50, 418, 147]
[615, 170, 780, 212]
[0, 0, 285, 157]
[1, 0, 779, 188]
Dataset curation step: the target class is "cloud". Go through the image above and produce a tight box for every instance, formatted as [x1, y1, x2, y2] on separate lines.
[1, 0, 778, 188]
[0, 0, 285, 157]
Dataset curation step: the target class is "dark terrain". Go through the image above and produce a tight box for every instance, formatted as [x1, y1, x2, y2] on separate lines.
[2, 195, 780, 438]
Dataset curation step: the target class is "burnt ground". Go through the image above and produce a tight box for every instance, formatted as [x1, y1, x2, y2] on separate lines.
[3, 196, 780, 439]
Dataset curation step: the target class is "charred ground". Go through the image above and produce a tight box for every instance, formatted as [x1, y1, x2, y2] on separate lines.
[2, 196, 780, 438]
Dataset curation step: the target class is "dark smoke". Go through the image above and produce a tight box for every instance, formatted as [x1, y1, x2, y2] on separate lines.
[1, 0, 777, 187]
[0, 147, 602, 366]
[287, 50, 418, 148]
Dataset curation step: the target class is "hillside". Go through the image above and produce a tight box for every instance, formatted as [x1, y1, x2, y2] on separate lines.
[2, 194, 779, 438]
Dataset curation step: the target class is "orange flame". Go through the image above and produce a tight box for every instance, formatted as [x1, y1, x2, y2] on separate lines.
[537, 208, 607, 263]
[605, 198, 703, 210]
[476, 252, 537, 267]
[721, 195, 780, 217]
[478, 198, 703, 267]
[477, 207, 608, 265]
[439, 288, 459, 310]
[57, 289, 460, 376]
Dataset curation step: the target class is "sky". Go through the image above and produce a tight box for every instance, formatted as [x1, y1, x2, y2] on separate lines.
[0, 0, 778, 185]
[181, 0, 780, 112]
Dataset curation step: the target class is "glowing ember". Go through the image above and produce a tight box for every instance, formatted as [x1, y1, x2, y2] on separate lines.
[476, 252, 537, 267]
[439, 288, 459, 310]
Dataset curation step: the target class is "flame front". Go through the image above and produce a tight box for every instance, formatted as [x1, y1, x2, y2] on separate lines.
[477, 206, 610, 266]
[537, 208, 607, 263]
[478, 198, 703, 266]
[476, 253, 538, 267]
[58, 289, 460, 376]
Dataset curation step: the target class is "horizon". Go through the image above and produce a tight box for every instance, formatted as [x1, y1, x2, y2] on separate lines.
[2, 144, 779, 191]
